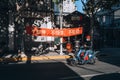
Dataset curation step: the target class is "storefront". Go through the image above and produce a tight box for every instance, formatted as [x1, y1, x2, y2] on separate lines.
[101, 27, 120, 48]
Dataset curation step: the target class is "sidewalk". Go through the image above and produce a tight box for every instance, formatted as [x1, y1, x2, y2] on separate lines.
[1, 48, 119, 63]
[97, 48, 120, 66]
[0, 51, 73, 63]
[22, 51, 72, 61]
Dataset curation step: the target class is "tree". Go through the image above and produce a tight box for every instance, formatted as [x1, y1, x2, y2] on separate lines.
[81, 0, 120, 16]
[80, 0, 120, 50]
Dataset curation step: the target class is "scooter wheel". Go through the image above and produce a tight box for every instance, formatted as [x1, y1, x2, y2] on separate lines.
[89, 58, 95, 64]
[70, 60, 77, 66]
[79, 60, 85, 65]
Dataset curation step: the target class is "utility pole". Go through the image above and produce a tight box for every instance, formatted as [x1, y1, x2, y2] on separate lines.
[8, 10, 15, 52]
[59, 3, 64, 55]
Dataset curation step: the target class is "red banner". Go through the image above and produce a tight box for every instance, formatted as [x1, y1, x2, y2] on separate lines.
[26, 26, 83, 37]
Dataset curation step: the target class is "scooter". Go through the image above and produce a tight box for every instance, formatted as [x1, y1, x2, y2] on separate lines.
[67, 46, 98, 66]
[31, 42, 50, 56]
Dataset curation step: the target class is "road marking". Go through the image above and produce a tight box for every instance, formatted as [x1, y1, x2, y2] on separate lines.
[81, 72, 120, 78]
[60, 72, 120, 79]
[81, 73, 104, 78]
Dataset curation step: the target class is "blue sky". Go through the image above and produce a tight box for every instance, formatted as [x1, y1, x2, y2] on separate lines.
[75, 0, 84, 13]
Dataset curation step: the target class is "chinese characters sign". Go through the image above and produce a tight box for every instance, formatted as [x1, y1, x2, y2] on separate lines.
[26, 26, 83, 37]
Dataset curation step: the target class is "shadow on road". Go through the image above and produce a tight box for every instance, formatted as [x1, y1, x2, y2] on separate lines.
[97, 48, 120, 67]
[0, 62, 84, 80]
[90, 73, 120, 80]
[26, 51, 32, 64]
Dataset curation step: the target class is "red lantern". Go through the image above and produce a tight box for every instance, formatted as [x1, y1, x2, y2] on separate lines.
[86, 35, 91, 41]
[66, 43, 72, 53]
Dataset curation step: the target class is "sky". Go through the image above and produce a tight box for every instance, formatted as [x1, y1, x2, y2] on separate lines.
[75, 0, 84, 13]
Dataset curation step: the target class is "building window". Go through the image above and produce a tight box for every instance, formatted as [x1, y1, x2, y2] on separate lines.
[103, 16, 106, 23]
[97, 17, 99, 22]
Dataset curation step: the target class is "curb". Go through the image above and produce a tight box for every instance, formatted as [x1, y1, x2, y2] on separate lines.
[22, 55, 71, 61]
[0, 55, 71, 63]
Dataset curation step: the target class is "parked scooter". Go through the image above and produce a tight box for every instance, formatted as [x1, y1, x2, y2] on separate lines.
[67, 45, 99, 66]
[31, 42, 50, 56]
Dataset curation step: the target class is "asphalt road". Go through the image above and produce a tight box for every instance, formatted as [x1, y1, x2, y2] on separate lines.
[0, 58, 120, 80]
[0, 48, 120, 80]
[0, 62, 83, 80]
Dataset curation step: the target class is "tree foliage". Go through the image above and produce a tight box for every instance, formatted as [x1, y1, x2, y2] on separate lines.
[81, 0, 120, 16]
[80, 0, 120, 49]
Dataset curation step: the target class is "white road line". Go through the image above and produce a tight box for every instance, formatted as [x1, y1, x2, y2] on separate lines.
[81, 72, 120, 78]
[59, 72, 120, 79]
[81, 73, 104, 78]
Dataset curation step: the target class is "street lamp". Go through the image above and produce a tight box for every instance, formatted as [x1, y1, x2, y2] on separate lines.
[59, 3, 64, 55]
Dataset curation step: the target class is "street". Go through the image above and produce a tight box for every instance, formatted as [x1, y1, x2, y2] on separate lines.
[0, 1, 120, 80]
[0, 61, 83, 80]
[0, 50, 120, 80]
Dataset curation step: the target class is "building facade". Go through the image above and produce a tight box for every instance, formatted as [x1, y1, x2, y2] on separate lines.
[97, 2, 120, 48]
